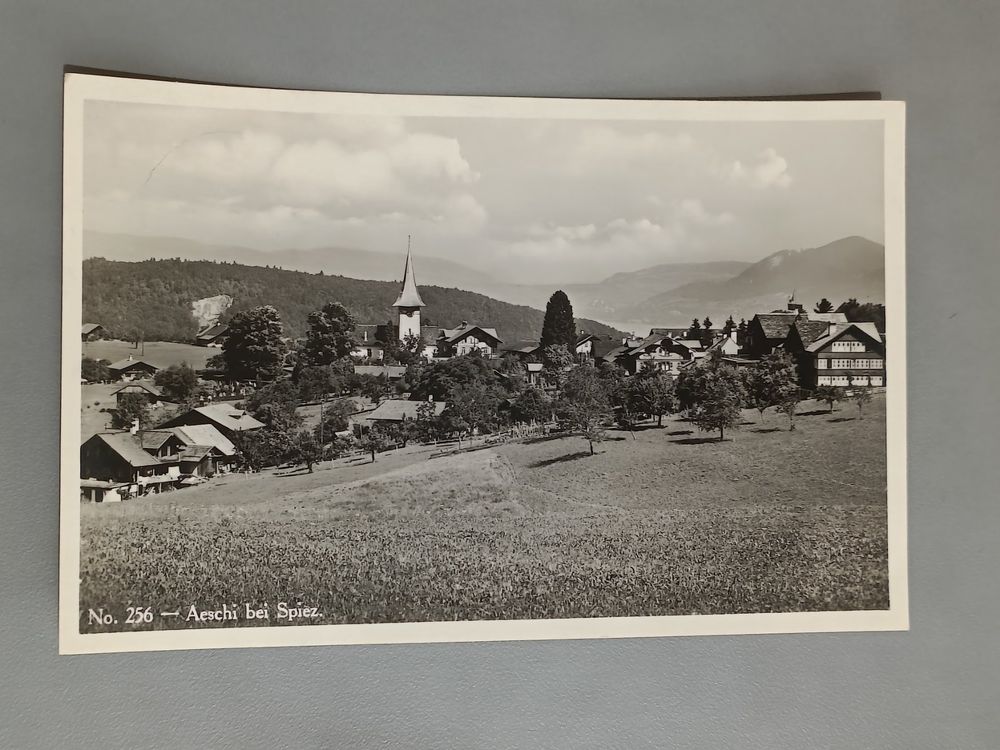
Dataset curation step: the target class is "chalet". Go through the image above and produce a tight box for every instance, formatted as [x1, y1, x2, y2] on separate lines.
[139, 430, 186, 460]
[107, 355, 159, 381]
[705, 332, 740, 357]
[112, 382, 169, 408]
[574, 334, 600, 361]
[195, 323, 228, 347]
[743, 312, 800, 358]
[785, 321, 885, 388]
[617, 333, 696, 375]
[356, 399, 446, 435]
[169, 424, 238, 473]
[351, 324, 387, 361]
[80, 431, 181, 496]
[157, 403, 265, 440]
[434, 323, 503, 358]
[81, 323, 104, 341]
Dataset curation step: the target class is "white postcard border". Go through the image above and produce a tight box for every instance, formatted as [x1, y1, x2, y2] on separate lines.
[59, 73, 908, 655]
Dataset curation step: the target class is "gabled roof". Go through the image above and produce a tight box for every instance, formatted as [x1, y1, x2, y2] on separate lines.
[112, 382, 163, 398]
[179, 445, 216, 461]
[648, 327, 688, 337]
[352, 324, 382, 343]
[601, 345, 630, 362]
[675, 339, 704, 350]
[84, 432, 162, 468]
[179, 404, 265, 432]
[392, 246, 425, 308]
[196, 323, 228, 340]
[439, 324, 503, 345]
[169, 424, 237, 456]
[364, 399, 446, 422]
[139, 431, 178, 451]
[805, 322, 883, 353]
[752, 312, 800, 340]
[501, 340, 541, 355]
[575, 333, 600, 346]
[108, 357, 159, 372]
[81, 323, 103, 335]
[791, 319, 833, 347]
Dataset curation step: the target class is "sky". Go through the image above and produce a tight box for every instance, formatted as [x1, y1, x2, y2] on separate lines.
[83, 101, 884, 285]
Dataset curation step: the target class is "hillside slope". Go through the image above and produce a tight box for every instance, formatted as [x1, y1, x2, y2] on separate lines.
[81, 258, 624, 343]
[614, 236, 885, 326]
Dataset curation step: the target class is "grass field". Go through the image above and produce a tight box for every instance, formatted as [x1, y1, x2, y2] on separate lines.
[82, 339, 216, 370]
[78, 395, 889, 632]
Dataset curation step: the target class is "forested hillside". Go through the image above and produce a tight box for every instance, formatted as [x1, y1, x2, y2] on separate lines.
[82, 258, 623, 343]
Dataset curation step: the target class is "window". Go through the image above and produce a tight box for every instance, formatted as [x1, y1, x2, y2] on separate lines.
[832, 340, 865, 352]
[871, 376, 884, 386]
[817, 358, 828, 369]
[817, 375, 832, 385]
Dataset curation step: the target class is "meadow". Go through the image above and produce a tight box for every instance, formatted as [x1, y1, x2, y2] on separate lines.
[82, 339, 217, 370]
[78, 396, 889, 632]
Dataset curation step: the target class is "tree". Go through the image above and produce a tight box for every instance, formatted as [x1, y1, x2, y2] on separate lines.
[814, 298, 834, 313]
[111, 393, 150, 430]
[689, 365, 744, 441]
[297, 365, 333, 403]
[836, 299, 886, 332]
[288, 430, 323, 473]
[302, 301, 356, 366]
[852, 384, 873, 418]
[540, 290, 576, 349]
[722, 315, 736, 337]
[510, 386, 552, 425]
[81, 357, 110, 383]
[558, 365, 613, 455]
[358, 425, 393, 463]
[222, 305, 285, 381]
[631, 369, 677, 427]
[776, 390, 802, 431]
[409, 354, 498, 402]
[232, 427, 293, 471]
[736, 318, 748, 348]
[154, 362, 198, 402]
[541, 344, 574, 392]
[313, 398, 355, 445]
[356, 373, 389, 404]
[742, 351, 799, 422]
[382, 332, 426, 366]
[814, 384, 844, 413]
[245, 380, 302, 433]
[442, 382, 504, 435]
[686, 318, 702, 340]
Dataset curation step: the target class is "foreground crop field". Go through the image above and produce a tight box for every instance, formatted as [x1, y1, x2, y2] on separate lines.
[79, 396, 890, 632]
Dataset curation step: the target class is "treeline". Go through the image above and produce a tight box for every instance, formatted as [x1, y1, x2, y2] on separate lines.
[82, 258, 623, 343]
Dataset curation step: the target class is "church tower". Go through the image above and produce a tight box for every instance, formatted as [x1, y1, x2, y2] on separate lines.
[392, 236, 425, 342]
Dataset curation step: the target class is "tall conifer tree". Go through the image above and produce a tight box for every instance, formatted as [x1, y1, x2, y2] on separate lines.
[540, 290, 576, 349]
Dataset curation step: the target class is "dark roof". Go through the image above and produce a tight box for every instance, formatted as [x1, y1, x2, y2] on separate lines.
[162, 404, 264, 432]
[354, 365, 407, 379]
[108, 357, 159, 372]
[501, 340, 541, 354]
[648, 327, 688, 337]
[575, 333, 600, 346]
[601, 345, 630, 362]
[591, 339, 623, 359]
[85, 432, 162, 468]
[352, 324, 382, 342]
[753, 313, 800, 340]
[81, 323, 103, 335]
[792, 319, 832, 347]
[196, 324, 228, 340]
[180, 445, 215, 461]
[806, 322, 883, 353]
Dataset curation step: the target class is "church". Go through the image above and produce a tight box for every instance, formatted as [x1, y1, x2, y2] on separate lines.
[351, 242, 504, 362]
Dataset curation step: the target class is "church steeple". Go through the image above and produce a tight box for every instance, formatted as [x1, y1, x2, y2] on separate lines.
[392, 235, 425, 309]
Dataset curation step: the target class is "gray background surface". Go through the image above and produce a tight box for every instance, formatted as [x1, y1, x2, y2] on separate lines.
[1, 1, 998, 748]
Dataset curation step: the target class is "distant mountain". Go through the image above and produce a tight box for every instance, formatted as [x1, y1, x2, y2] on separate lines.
[82, 231, 749, 324]
[81, 258, 625, 344]
[84, 231, 500, 290]
[613, 236, 885, 327]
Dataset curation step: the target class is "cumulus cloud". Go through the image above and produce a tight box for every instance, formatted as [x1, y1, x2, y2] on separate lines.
[720, 147, 792, 189]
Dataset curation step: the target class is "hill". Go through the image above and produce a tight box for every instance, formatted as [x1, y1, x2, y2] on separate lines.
[81, 258, 624, 343]
[613, 236, 885, 326]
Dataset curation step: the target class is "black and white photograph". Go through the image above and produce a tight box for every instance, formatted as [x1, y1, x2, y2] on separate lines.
[60, 75, 907, 653]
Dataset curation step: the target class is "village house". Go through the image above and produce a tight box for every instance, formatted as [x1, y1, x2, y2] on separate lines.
[157, 403, 265, 440]
[107, 355, 159, 381]
[80, 430, 181, 500]
[784, 321, 885, 388]
[195, 323, 228, 347]
[355, 398, 447, 435]
[500, 341, 542, 362]
[112, 382, 170, 408]
[433, 323, 503, 358]
[615, 333, 697, 376]
[574, 333, 600, 361]
[353, 364, 407, 382]
[168, 424, 239, 474]
[81, 323, 104, 342]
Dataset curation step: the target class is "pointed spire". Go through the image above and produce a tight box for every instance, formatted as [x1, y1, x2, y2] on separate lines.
[393, 235, 425, 308]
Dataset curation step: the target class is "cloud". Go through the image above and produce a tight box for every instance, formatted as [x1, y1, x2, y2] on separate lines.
[720, 147, 792, 189]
